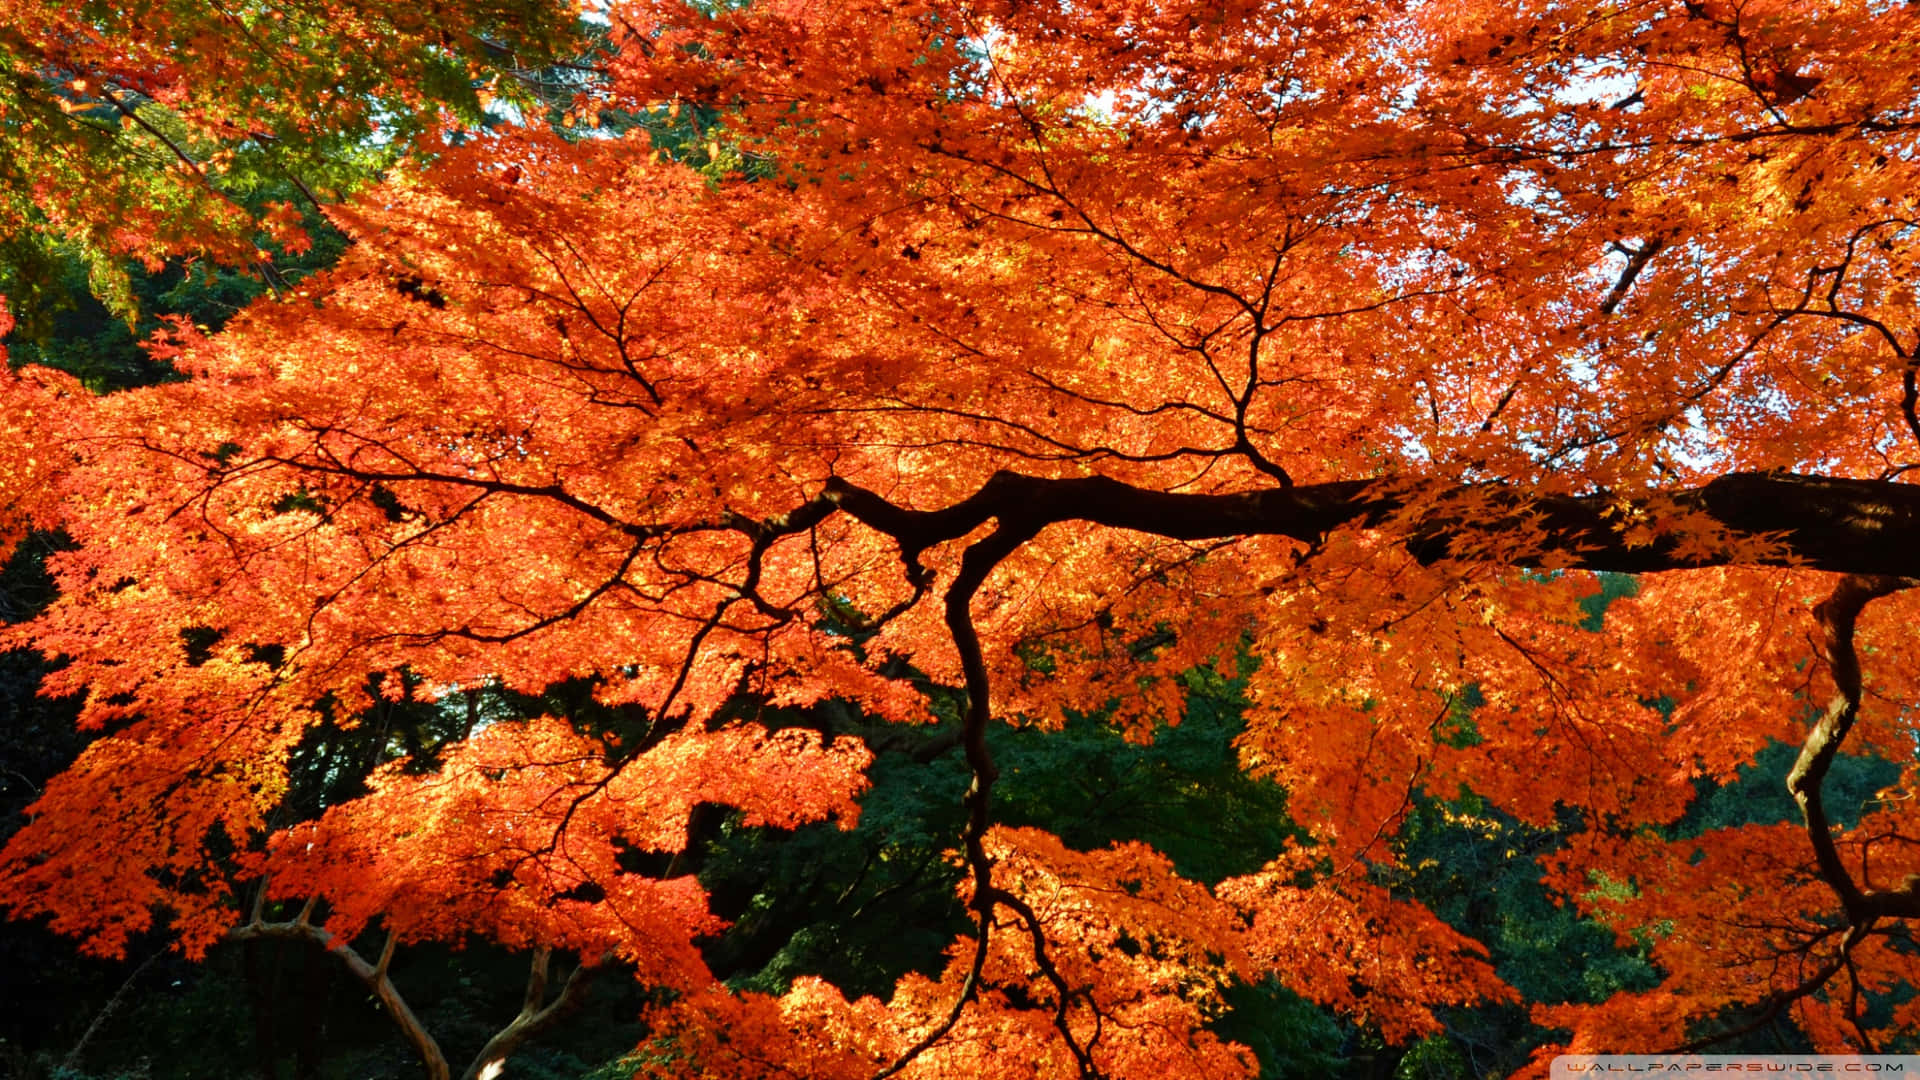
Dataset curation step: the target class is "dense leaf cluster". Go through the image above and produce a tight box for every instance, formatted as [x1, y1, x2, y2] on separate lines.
[7, 0, 1920, 1077]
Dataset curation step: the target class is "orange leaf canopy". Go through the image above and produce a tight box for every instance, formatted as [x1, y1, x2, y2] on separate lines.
[7, 0, 1920, 1070]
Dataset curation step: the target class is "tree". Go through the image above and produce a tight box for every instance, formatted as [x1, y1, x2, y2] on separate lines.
[5, 0, 1920, 1074]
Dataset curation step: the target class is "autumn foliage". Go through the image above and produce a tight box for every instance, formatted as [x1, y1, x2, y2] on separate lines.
[6, 0, 1920, 1074]
[0, 0, 583, 329]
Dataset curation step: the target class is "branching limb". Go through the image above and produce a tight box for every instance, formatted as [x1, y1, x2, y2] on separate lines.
[1686, 574, 1920, 1050]
[872, 907, 993, 1080]
[1677, 930, 1857, 1052]
[234, 926, 601, 1080]
[1788, 574, 1919, 922]
[991, 886, 1105, 1079]
[459, 948, 608, 1080]
[872, 521, 1037, 1077]
[227, 919, 451, 1080]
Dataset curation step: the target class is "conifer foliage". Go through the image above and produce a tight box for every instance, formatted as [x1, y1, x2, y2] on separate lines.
[6, 0, 1920, 1073]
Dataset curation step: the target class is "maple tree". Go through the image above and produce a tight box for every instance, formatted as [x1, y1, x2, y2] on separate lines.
[6, 0, 1920, 1074]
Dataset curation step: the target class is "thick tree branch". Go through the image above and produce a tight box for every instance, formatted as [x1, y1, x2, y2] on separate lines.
[1790, 575, 1920, 923]
[227, 920, 450, 1080]
[459, 948, 606, 1080]
[872, 522, 1039, 1080]
[822, 470, 1920, 576]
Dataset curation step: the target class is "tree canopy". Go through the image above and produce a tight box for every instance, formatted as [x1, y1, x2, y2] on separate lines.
[6, 0, 1920, 1074]
[0, 0, 584, 325]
